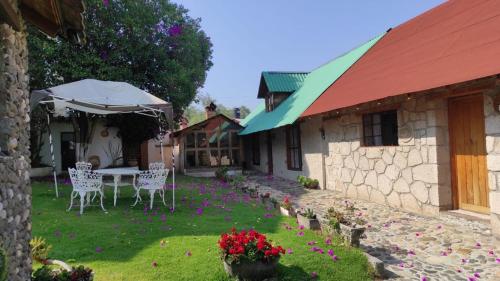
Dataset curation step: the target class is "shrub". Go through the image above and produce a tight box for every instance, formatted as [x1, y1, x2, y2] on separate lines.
[218, 228, 284, 264]
[32, 265, 93, 281]
[30, 237, 52, 263]
[297, 176, 319, 189]
[215, 167, 229, 182]
[0, 247, 7, 281]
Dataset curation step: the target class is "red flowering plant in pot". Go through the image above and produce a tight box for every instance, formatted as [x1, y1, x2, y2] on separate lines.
[219, 228, 285, 280]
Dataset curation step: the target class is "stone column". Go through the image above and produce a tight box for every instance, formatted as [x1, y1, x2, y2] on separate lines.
[0, 10, 32, 281]
[485, 91, 500, 238]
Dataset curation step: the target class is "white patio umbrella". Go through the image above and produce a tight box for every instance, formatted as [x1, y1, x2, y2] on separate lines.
[31, 79, 176, 210]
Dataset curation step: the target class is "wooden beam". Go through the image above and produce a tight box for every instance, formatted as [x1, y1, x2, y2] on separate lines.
[0, 1, 22, 31]
[20, 3, 59, 37]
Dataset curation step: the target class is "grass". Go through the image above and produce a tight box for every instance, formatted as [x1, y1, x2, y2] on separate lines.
[32, 175, 372, 281]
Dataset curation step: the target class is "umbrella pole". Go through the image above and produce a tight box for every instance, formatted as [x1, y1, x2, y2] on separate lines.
[46, 113, 59, 197]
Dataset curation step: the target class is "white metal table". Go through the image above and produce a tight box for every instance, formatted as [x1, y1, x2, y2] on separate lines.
[94, 167, 141, 207]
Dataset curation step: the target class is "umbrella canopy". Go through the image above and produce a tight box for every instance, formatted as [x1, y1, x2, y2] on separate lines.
[31, 79, 172, 118]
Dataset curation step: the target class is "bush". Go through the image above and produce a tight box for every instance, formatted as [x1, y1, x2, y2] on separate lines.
[297, 176, 319, 189]
[215, 167, 229, 181]
[0, 247, 7, 281]
[32, 265, 93, 281]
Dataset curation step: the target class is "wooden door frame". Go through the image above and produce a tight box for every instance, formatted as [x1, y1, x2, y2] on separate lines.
[447, 93, 489, 213]
[266, 131, 273, 175]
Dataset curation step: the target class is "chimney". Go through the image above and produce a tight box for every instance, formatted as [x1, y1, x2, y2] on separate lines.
[205, 102, 217, 119]
[234, 107, 241, 119]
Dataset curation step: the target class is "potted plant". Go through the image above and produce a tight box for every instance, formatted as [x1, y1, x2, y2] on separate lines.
[326, 207, 366, 247]
[248, 187, 259, 198]
[270, 197, 279, 209]
[297, 208, 321, 230]
[219, 228, 284, 280]
[279, 196, 295, 217]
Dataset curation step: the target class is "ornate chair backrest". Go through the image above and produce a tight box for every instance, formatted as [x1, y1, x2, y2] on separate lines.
[75, 162, 92, 171]
[137, 169, 168, 190]
[148, 162, 165, 170]
[68, 168, 102, 192]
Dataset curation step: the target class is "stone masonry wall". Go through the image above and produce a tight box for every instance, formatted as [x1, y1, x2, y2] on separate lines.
[0, 17, 32, 281]
[484, 85, 500, 237]
[323, 94, 452, 215]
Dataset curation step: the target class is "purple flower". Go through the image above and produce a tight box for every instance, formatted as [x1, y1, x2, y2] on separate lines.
[461, 258, 468, 264]
[327, 249, 335, 257]
[474, 272, 480, 278]
[196, 208, 203, 216]
[185, 250, 192, 256]
[440, 251, 448, 256]
[468, 277, 477, 281]
[332, 255, 338, 261]
[307, 241, 316, 246]
[95, 247, 103, 253]
[421, 277, 428, 281]
[298, 225, 305, 230]
[408, 249, 416, 256]
[264, 213, 273, 219]
[297, 231, 304, 236]
[102, 0, 109, 7]
[310, 272, 318, 279]
[287, 248, 293, 254]
[488, 249, 494, 256]
[475, 242, 481, 249]
[325, 238, 332, 245]
[168, 24, 182, 37]
[496, 258, 500, 263]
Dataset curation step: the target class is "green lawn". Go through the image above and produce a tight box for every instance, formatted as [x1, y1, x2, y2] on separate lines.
[32, 175, 372, 281]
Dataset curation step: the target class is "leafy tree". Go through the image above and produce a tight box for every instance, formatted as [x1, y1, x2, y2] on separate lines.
[28, 0, 213, 119]
[183, 93, 250, 125]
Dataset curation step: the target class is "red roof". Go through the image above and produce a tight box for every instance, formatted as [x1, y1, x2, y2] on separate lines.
[303, 0, 500, 117]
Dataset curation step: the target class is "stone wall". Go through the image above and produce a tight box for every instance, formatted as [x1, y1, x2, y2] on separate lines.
[323, 94, 452, 215]
[484, 86, 500, 237]
[0, 17, 32, 281]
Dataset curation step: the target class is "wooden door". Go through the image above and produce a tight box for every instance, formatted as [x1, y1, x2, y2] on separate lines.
[267, 131, 273, 175]
[448, 94, 489, 213]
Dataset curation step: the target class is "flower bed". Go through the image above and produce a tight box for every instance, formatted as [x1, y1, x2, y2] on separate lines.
[219, 228, 284, 280]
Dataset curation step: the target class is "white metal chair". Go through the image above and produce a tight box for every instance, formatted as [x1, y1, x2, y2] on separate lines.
[75, 161, 92, 171]
[132, 169, 169, 209]
[68, 168, 106, 214]
[149, 162, 165, 170]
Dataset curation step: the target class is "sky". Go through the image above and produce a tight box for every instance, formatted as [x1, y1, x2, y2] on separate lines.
[172, 0, 445, 110]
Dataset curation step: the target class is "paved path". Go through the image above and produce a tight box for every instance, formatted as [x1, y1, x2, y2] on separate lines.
[246, 174, 500, 281]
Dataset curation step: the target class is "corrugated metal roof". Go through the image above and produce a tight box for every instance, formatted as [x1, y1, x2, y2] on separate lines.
[258, 72, 308, 97]
[240, 34, 384, 135]
[303, 0, 500, 117]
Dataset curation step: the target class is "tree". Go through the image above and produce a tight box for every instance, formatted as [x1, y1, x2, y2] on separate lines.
[183, 93, 251, 125]
[28, 0, 213, 119]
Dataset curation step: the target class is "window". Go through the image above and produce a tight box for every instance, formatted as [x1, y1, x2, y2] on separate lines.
[252, 135, 260, 165]
[286, 124, 302, 170]
[362, 110, 398, 146]
[265, 94, 274, 112]
[184, 129, 241, 168]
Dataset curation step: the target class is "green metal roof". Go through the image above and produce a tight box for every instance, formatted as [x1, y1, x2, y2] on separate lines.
[258, 72, 308, 97]
[240, 34, 384, 135]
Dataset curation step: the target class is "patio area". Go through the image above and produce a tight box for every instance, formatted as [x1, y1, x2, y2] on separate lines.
[247, 173, 500, 280]
[31, 174, 372, 281]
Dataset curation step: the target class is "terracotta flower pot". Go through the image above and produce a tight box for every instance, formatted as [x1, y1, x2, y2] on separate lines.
[223, 257, 279, 281]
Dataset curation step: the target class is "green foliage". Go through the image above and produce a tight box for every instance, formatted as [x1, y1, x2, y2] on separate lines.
[184, 93, 251, 125]
[27, 0, 213, 119]
[30, 237, 52, 262]
[0, 247, 7, 281]
[215, 166, 229, 181]
[32, 265, 93, 281]
[229, 174, 245, 188]
[303, 208, 316, 219]
[297, 176, 319, 189]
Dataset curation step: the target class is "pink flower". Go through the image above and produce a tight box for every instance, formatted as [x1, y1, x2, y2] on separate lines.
[457, 268, 462, 273]
[95, 247, 103, 253]
[421, 277, 428, 281]
[488, 249, 495, 256]
[185, 250, 192, 256]
[325, 238, 332, 245]
[287, 248, 293, 254]
[297, 231, 304, 236]
[437, 224, 442, 229]
[307, 241, 316, 246]
[332, 255, 338, 261]
[399, 262, 404, 268]
[196, 208, 203, 216]
[474, 272, 480, 278]
[152, 261, 158, 267]
[408, 249, 416, 256]
[310, 272, 318, 279]
[440, 251, 448, 256]
[462, 258, 468, 264]
[298, 225, 305, 230]
[468, 277, 477, 281]
[416, 232, 422, 237]
[475, 242, 481, 249]
[367, 224, 372, 228]
[495, 258, 500, 263]
[327, 249, 335, 256]
[102, 0, 109, 7]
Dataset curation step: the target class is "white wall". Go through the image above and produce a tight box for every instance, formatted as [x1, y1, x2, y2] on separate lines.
[40, 119, 122, 173]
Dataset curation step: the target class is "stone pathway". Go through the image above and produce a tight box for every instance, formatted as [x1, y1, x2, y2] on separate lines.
[246, 173, 500, 281]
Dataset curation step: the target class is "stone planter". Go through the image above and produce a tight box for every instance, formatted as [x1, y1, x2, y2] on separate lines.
[338, 224, 365, 247]
[223, 257, 279, 281]
[279, 206, 296, 217]
[297, 213, 321, 230]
